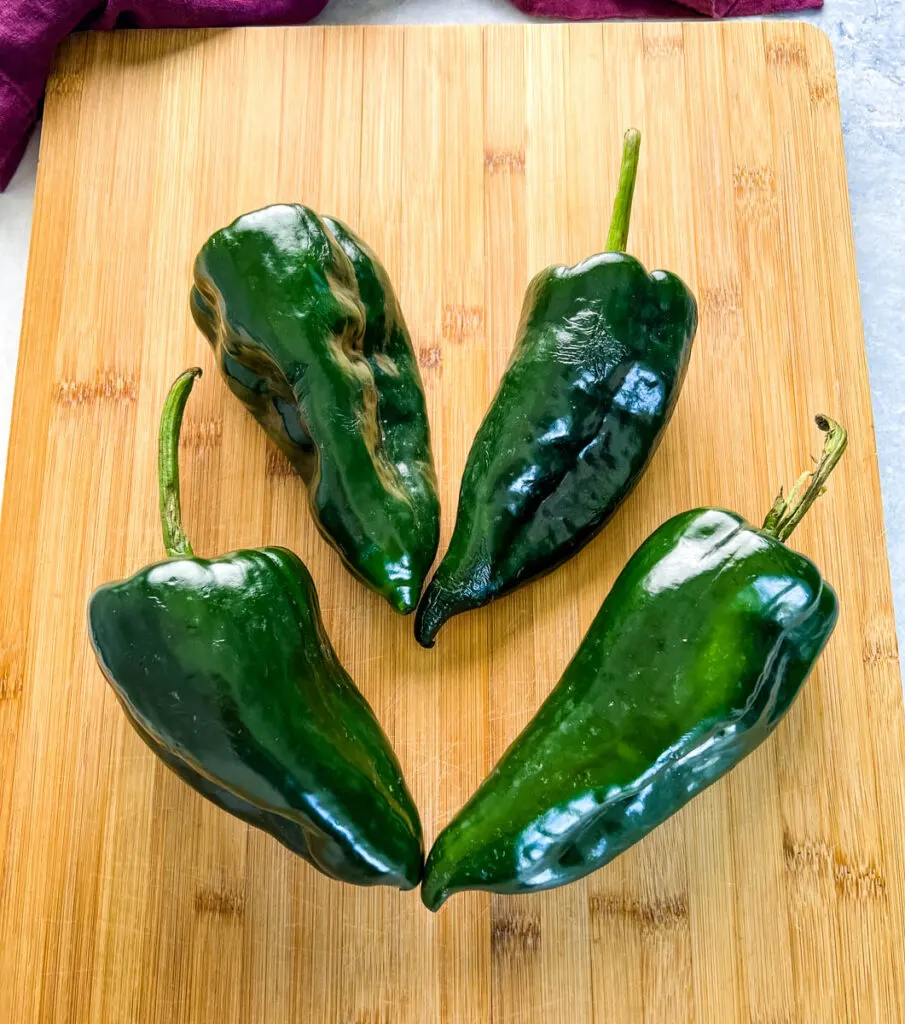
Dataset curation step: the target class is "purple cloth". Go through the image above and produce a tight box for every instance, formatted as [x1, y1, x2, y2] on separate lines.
[0, 0, 822, 191]
[513, 0, 820, 16]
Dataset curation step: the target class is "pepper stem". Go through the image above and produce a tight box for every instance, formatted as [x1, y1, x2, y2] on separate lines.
[159, 368, 202, 558]
[605, 128, 642, 253]
[761, 415, 848, 543]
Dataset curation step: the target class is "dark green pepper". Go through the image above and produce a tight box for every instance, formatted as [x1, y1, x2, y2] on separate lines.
[415, 130, 698, 647]
[421, 417, 846, 910]
[88, 370, 423, 890]
[191, 206, 440, 614]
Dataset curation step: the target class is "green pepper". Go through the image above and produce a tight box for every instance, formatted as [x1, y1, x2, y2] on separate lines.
[421, 416, 846, 910]
[191, 206, 439, 614]
[415, 130, 698, 647]
[88, 370, 423, 890]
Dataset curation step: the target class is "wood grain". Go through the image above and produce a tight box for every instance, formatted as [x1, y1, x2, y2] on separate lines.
[1, 22, 902, 1023]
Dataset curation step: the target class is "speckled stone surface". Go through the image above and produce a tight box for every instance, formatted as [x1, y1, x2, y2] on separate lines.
[0, 0, 902, 645]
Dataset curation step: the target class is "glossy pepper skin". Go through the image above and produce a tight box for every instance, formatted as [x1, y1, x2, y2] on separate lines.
[191, 205, 440, 615]
[88, 370, 423, 890]
[421, 418, 846, 910]
[415, 130, 697, 647]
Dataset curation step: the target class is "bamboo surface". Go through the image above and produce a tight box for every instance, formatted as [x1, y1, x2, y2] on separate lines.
[1, 22, 903, 1024]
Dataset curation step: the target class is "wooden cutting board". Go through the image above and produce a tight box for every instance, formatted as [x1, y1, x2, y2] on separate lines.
[2, 21, 903, 1024]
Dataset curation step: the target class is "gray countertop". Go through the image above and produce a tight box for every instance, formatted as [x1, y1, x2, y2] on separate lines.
[0, 0, 902, 644]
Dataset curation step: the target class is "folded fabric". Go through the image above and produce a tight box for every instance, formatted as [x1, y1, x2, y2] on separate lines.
[0, 0, 821, 191]
[512, 0, 820, 15]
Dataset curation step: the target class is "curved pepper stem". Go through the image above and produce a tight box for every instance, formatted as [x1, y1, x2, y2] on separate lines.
[761, 415, 848, 543]
[159, 368, 202, 558]
[605, 128, 641, 253]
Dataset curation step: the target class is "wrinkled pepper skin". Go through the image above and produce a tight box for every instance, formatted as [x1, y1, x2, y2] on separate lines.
[191, 205, 439, 614]
[421, 507, 838, 910]
[415, 132, 697, 646]
[90, 547, 424, 889]
[415, 256, 697, 645]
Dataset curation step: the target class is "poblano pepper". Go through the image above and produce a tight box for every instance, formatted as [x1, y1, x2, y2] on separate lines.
[191, 206, 440, 615]
[88, 369, 423, 890]
[415, 130, 698, 647]
[421, 417, 846, 910]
